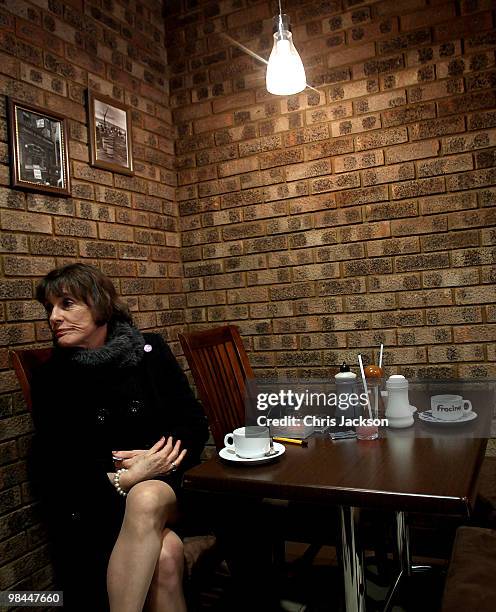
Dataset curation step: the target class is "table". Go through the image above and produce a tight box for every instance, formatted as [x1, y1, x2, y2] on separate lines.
[184, 425, 487, 611]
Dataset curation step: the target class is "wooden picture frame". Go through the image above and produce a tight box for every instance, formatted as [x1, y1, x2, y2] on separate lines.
[87, 91, 133, 176]
[8, 98, 71, 197]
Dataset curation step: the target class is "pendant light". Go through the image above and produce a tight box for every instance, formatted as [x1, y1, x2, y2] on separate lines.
[266, 1, 307, 96]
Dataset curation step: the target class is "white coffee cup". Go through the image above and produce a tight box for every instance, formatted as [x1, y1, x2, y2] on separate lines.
[430, 395, 472, 421]
[223, 426, 270, 458]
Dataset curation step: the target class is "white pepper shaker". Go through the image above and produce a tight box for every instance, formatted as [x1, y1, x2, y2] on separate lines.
[385, 375, 414, 428]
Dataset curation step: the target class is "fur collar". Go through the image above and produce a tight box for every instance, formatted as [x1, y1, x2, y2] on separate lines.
[56, 321, 146, 369]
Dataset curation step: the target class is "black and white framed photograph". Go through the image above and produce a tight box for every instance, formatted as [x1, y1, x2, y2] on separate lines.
[8, 99, 71, 196]
[88, 91, 133, 175]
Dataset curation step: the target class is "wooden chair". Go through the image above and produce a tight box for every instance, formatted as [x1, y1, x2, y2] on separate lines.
[178, 325, 253, 450]
[441, 525, 496, 611]
[10, 347, 53, 411]
[179, 325, 291, 590]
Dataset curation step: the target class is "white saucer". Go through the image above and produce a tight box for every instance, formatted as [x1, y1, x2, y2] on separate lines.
[418, 410, 477, 424]
[219, 442, 285, 465]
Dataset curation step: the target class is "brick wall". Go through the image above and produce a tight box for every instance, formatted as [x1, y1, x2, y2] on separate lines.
[166, 0, 496, 379]
[0, 0, 495, 596]
[0, 0, 180, 594]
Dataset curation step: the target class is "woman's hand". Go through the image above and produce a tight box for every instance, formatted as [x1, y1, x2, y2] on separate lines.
[112, 448, 146, 471]
[118, 436, 187, 491]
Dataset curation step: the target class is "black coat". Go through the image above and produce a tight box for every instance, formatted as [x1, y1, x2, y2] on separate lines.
[30, 331, 209, 609]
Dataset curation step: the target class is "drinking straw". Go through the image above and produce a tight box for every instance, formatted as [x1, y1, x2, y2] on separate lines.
[358, 354, 373, 420]
[379, 343, 384, 369]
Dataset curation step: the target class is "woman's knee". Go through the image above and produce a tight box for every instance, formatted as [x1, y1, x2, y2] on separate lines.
[125, 480, 177, 528]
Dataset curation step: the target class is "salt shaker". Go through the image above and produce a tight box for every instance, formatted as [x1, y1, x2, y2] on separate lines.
[335, 362, 358, 419]
[385, 375, 414, 428]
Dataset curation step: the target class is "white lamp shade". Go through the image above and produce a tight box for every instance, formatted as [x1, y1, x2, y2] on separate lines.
[266, 31, 306, 96]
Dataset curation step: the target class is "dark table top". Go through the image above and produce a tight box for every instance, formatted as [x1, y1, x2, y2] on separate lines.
[184, 427, 488, 516]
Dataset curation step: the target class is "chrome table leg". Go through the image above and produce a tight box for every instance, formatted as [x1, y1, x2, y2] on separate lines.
[383, 511, 433, 611]
[339, 505, 366, 612]
[395, 511, 411, 577]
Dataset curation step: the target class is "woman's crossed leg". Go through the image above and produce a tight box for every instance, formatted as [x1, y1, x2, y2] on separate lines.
[107, 480, 186, 612]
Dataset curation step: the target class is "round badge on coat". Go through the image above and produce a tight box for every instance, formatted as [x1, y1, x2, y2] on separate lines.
[144, 344, 152, 352]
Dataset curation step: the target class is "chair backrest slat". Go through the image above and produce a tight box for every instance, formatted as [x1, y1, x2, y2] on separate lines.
[178, 326, 254, 450]
[10, 348, 53, 412]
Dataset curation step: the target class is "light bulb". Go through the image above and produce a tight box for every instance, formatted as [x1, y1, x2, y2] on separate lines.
[266, 15, 306, 96]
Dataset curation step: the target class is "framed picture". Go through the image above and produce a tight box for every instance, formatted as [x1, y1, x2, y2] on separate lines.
[8, 99, 71, 196]
[88, 91, 133, 175]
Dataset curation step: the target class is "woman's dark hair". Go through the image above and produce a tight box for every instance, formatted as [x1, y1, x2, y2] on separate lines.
[36, 263, 133, 326]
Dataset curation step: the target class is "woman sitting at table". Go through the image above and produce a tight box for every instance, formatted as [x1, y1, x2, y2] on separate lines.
[30, 263, 209, 612]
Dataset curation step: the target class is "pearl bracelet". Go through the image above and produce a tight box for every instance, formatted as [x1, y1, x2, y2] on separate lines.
[113, 468, 128, 497]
